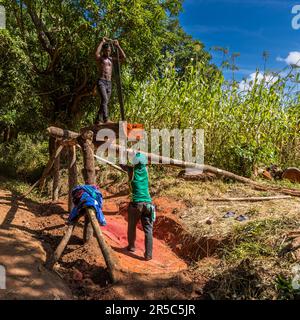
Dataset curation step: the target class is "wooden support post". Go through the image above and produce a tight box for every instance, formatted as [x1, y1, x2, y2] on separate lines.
[47, 126, 79, 140]
[68, 145, 78, 212]
[83, 217, 94, 243]
[52, 140, 60, 201]
[20, 142, 64, 200]
[87, 208, 119, 283]
[78, 129, 96, 243]
[40, 143, 64, 190]
[47, 222, 76, 269]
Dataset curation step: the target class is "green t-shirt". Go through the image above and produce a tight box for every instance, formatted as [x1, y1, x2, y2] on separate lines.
[130, 163, 152, 203]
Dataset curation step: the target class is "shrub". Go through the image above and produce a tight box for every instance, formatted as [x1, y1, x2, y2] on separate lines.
[0, 134, 48, 181]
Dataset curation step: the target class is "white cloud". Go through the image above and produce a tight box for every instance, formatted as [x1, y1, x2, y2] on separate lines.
[277, 52, 300, 67]
[239, 72, 279, 91]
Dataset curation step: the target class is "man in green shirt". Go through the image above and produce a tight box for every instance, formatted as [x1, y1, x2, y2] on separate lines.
[120, 152, 155, 261]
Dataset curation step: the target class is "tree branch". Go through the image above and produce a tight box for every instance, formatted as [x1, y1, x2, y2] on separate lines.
[24, 0, 56, 56]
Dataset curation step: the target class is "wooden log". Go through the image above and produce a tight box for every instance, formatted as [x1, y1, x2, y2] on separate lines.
[47, 222, 76, 269]
[282, 167, 300, 184]
[77, 129, 95, 243]
[52, 140, 60, 201]
[40, 143, 64, 191]
[78, 129, 96, 184]
[61, 140, 78, 146]
[108, 144, 300, 197]
[207, 195, 292, 202]
[86, 208, 119, 283]
[114, 46, 125, 121]
[20, 143, 64, 199]
[83, 216, 94, 243]
[19, 179, 40, 200]
[85, 122, 120, 137]
[254, 185, 300, 197]
[47, 126, 79, 140]
[46, 126, 300, 198]
[68, 145, 78, 212]
[109, 144, 259, 184]
[94, 154, 126, 173]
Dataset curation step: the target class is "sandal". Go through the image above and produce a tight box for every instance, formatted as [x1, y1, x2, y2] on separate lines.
[223, 211, 236, 218]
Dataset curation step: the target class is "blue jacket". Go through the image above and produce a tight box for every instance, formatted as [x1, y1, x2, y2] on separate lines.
[68, 185, 106, 226]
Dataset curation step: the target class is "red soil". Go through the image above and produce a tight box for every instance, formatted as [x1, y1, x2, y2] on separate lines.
[101, 191, 187, 274]
[0, 188, 202, 299]
[102, 216, 187, 274]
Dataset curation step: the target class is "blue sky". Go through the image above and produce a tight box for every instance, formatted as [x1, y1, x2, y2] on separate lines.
[179, 0, 300, 81]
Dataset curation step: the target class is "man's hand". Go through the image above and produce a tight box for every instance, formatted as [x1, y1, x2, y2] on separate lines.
[113, 39, 126, 61]
[96, 37, 109, 60]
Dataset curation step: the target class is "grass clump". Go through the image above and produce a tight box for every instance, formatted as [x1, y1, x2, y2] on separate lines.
[199, 218, 300, 299]
[224, 219, 296, 259]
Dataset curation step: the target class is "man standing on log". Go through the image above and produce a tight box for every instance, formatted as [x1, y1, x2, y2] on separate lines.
[95, 37, 126, 124]
[120, 153, 155, 261]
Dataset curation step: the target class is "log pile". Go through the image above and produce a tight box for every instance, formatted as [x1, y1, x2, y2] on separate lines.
[36, 126, 120, 283]
[21, 125, 300, 284]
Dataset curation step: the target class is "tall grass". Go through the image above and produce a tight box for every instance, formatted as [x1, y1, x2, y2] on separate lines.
[115, 61, 300, 176]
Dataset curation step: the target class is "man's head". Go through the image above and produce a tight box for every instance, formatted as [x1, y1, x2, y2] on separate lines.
[102, 43, 111, 57]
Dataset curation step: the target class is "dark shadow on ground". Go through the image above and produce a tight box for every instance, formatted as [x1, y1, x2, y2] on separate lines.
[113, 271, 195, 300]
[111, 246, 146, 261]
[0, 191, 67, 230]
[200, 259, 270, 300]
[0, 229, 72, 300]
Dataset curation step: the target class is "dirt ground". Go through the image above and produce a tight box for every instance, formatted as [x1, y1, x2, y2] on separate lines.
[0, 188, 199, 300]
[0, 228, 72, 300]
[157, 177, 300, 238]
[1, 177, 299, 300]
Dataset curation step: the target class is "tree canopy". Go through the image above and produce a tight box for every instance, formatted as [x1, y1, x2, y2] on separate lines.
[0, 0, 214, 134]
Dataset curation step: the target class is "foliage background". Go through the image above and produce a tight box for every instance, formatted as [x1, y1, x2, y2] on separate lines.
[0, 0, 299, 179]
